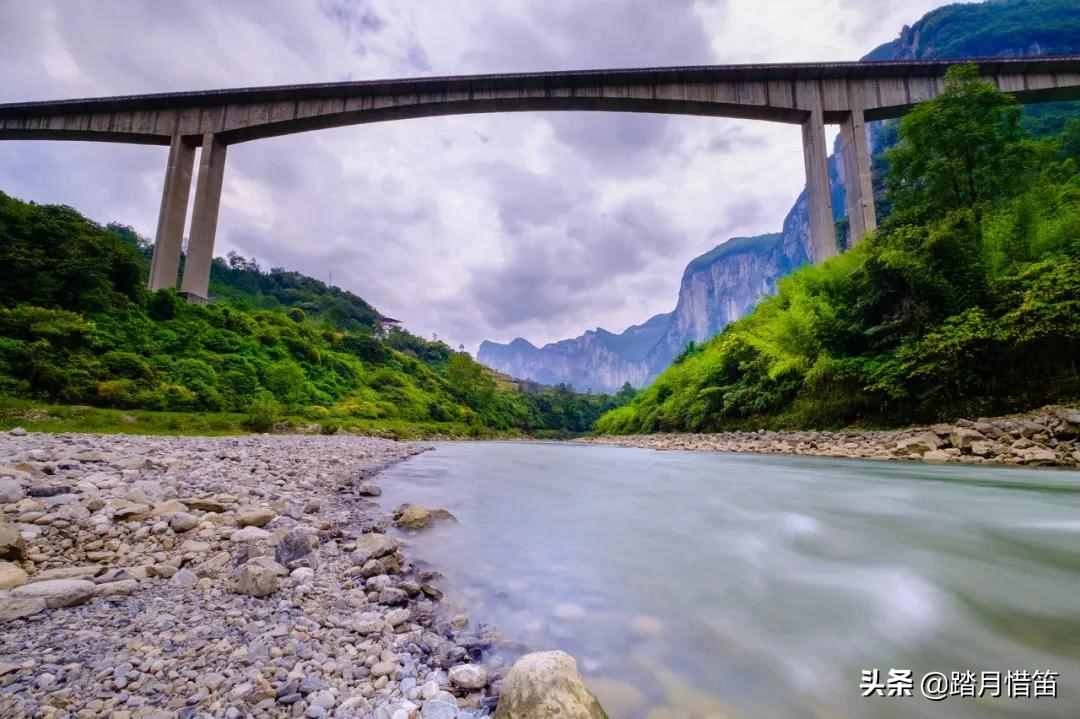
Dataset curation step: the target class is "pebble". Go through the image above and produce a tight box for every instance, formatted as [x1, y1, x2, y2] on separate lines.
[0, 433, 490, 719]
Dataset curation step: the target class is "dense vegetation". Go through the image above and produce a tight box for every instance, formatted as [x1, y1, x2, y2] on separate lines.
[597, 66, 1080, 434]
[0, 192, 623, 437]
[866, 0, 1080, 62]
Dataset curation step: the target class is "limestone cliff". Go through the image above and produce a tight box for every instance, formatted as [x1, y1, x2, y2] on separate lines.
[478, 314, 669, 393]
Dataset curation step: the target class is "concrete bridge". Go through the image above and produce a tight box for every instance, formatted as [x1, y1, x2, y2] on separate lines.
[2, 56, 1079, 301]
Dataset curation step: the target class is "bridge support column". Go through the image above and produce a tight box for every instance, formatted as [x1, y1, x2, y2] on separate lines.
[180, 133, 227, 303]
[801, 98, 836, 262]
[148, 134, 195, 291]
[839, 92, 877, 246]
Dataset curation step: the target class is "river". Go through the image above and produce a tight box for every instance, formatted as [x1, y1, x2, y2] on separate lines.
[376, 441, 1080, 718]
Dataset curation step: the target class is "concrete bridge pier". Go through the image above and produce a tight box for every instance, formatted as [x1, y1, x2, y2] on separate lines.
[179, 133, 228, 302]
[801, 91, 837, 262]
[839, 87, 877, 245]
[147, 134, 196, 292]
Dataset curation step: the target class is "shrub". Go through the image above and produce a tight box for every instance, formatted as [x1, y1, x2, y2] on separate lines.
[147, 290, 180, 321]
[245, 392, 281, 433]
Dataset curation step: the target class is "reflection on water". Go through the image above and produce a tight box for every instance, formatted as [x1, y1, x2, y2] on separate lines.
[377, 441, 1080, 718]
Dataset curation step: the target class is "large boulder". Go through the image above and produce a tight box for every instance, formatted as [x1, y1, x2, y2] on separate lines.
[950, 427, 986, 452]
[894, 432, 943, 455]
[12, 579, 96, 608]
[394, 504, 456, 531]
[494, 651, 608, 719]
[0, 522, 25, 560]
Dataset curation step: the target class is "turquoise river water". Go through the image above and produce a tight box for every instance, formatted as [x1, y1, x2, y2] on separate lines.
[376, 441, 1080, 718]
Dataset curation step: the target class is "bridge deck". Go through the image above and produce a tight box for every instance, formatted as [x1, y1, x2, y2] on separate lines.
[2, 56, 1079, 119]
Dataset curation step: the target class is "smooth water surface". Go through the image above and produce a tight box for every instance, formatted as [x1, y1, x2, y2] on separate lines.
[377, 442, 1080, 718]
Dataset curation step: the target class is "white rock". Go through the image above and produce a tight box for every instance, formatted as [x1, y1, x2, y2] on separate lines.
[290, 567, 315, 584]
[171, 568, 198, 589]
[448, 663, 487, 690]
[231, 526, 271, 542]
[0, 479, 25, 504]
[385, 608, 410, 627]
[169, 512, 199, 532]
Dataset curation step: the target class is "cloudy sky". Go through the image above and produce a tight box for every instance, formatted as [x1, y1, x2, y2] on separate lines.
[0, 0, 963, 351]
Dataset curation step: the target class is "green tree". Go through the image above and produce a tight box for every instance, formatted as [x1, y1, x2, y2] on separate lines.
[886, 64, 1032, 222]
[446, 353, 496, 411]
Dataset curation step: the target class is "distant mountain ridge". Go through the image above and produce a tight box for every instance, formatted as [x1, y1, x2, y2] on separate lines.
[479, 0, 1080, 393]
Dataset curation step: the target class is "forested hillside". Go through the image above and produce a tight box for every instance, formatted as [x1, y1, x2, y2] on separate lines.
[597, 67, 1080, 434]
[0, 192, 623, 436]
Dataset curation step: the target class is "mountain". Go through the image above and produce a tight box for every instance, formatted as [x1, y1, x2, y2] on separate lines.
[479, 313, 670, 393]
[479, 0, 1080, 393]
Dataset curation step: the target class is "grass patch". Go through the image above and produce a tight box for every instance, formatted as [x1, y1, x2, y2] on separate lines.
[0, 396, 536, 440]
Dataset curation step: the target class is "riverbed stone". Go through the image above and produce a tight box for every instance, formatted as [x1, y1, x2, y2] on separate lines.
[169, 511, 199, 532]
[0, 478, 26, 504]
[0, 521, 25, 560]
[449, 663, 488, 690]
[236, 506, 276, 528]
[31, 565, 100, 581]
[352, 533, 398, 565]
[0, 431, 454, 718]
[494, 651, 607, 719]
[0, 560, 29, 589]
[0, 596, 46, 622]
[951, 427, 986, 451]
[231, 526, 271, 542]
[12, 578, 96, 608]
[894, 432, 943, 455]
[231, 558, 286, 597]
[394, 504, 457, 530]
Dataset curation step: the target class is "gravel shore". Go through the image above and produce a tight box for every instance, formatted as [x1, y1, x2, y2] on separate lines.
[583, 405, 1080, 469]
[0, 431, 501, 719]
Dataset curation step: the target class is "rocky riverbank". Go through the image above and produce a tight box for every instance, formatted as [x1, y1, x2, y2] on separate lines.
[0, 431, 506, 719]
[584, 405, 1080, 469]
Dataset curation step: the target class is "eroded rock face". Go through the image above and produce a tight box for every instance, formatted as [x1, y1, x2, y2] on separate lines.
[494, 651, 608, 719]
